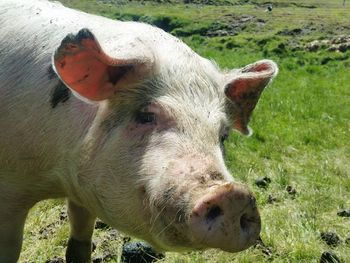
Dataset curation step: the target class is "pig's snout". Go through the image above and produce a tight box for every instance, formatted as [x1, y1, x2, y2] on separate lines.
[189, 182, 260, 252]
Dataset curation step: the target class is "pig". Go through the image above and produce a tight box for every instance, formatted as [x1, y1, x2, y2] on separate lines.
[0, 0, 278, 262]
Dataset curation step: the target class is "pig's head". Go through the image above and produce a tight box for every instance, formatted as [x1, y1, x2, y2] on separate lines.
[53, 28, 278, 253]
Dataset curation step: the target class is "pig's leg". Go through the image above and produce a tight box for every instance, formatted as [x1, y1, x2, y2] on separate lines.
[66, 200, 96, 263]
[0, 209, 28, 263]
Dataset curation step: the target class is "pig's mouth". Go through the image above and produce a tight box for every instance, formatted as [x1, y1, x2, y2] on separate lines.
[141, 182, 261, 253]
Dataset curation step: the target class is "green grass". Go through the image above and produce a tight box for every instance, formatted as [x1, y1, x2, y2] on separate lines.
[21, 0, 350, 262]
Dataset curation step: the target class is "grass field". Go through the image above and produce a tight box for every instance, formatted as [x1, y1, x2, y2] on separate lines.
[21, 0, 349, 262]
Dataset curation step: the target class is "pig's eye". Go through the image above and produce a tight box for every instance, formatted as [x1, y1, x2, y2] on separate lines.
[135, 111, 156, 124]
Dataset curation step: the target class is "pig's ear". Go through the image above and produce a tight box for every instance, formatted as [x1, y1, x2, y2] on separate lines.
[53, 28, 154, 101]
[225, 59, 278, 135]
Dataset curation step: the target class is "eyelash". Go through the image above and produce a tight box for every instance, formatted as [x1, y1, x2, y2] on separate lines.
[135, 111, 156, 124]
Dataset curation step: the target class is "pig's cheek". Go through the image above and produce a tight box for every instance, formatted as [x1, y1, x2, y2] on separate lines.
[122, 119, 176, 140]
[122, 123, 155, 140]
[138, 185, 154, 220]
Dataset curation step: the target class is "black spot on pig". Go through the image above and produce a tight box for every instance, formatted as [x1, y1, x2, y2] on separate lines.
[48, 64, 71, 108]
[320, 251, 341, 263]
[47, 64, 57, 80]
[50, 82, 71, 108]
[320, 232, 341, 247]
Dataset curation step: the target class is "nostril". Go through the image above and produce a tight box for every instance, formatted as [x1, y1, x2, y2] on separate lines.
[240, 213, 250, 231]
[205, 205, 223, 221]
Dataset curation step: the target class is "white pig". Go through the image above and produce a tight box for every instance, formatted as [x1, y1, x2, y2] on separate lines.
[0, 0, 278, 262]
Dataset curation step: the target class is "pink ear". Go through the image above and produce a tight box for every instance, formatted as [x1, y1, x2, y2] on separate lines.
[53, 28, 153, 101]
[225, 60, 278, 135]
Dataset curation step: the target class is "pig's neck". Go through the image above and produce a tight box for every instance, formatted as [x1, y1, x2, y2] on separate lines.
[56, 101, 111, 214]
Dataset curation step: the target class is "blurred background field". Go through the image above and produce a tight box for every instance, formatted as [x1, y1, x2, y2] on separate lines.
[21, 0, 349, 262]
